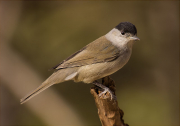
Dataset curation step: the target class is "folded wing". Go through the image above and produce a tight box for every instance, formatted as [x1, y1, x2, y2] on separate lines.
[53, 36, 121, 70]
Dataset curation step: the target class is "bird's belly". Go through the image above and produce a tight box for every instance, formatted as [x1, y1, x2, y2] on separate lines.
[75, 51, 131, 83]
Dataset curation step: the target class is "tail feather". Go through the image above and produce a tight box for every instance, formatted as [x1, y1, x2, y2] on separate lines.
[20, 80, 54, 104]
[20, 68, 78, 104]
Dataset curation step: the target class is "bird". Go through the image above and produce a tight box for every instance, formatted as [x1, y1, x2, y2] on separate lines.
[20, 22, 140, 104]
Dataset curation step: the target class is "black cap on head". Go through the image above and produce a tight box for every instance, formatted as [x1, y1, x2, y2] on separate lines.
[115, 22, 137, 35]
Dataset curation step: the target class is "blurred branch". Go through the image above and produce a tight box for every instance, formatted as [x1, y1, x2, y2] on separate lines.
[90, 76, 128, 126]
[0, 1, 83, 125]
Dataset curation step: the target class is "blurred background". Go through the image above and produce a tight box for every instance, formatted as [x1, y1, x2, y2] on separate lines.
[0, 1, 179, 126]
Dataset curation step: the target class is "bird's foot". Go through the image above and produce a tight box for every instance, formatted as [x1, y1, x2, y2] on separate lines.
[93, 81, 116, 100]
[99, 86, 117, 100]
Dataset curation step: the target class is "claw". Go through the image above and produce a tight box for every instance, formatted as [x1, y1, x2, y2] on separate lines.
[93, 81, 116, 100]
[99, 87, 116, 100]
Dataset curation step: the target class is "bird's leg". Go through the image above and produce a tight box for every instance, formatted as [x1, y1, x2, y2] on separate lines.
[92, 80, 116, 100]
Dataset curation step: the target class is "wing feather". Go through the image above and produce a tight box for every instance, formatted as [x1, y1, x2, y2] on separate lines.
[52, 36, 121, 70]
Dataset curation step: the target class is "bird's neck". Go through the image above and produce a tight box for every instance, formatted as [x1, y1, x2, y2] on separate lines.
[127, 41, 135, 50]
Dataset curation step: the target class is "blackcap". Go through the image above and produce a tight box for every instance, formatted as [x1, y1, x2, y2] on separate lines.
[20, 22, 139, 104]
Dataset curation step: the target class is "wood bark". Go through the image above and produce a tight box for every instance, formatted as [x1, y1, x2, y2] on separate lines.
[90, 76, 129, 126]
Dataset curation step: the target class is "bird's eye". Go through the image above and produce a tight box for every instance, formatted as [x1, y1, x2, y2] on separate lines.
[121, 32, 125, 35]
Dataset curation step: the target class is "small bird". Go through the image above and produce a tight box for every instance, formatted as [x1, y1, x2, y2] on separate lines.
[20, 22, 139, 104]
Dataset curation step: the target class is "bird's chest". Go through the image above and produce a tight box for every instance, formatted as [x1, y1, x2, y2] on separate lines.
[117, 48, 132, 67]
[99, 48, 132, 78]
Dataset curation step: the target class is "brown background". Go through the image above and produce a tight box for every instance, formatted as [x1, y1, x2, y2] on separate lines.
[0, 1, 179, 126]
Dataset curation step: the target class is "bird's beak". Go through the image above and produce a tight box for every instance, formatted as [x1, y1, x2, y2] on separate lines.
[130, 36, 140, 41]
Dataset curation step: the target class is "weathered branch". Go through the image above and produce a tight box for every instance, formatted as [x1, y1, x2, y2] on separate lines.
[90, 76, 128, 126]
